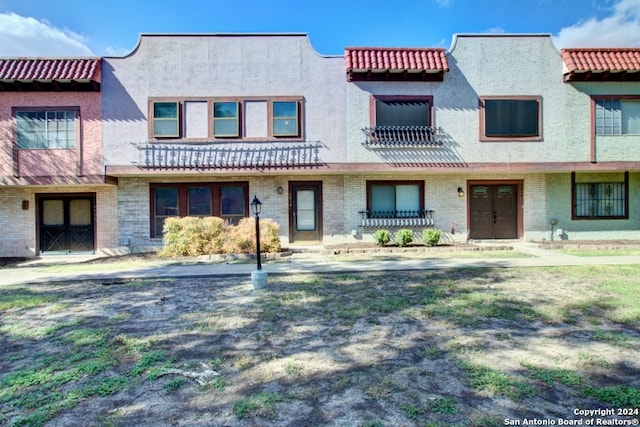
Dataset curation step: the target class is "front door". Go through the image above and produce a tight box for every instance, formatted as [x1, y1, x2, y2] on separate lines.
[289, 182, 322, 243]
[469, 184, 518, 239]
[38, 195, 95, 254]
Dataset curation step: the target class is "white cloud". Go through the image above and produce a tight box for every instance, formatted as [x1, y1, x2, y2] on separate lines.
[0, 13, 94, 57]
[554, 0, 640, 48]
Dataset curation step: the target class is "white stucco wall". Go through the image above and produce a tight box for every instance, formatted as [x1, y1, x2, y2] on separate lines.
[346, 34, 578, 165]
[102, 34, 346, 167]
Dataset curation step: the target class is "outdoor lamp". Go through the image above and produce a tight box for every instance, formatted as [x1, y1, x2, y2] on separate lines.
[250, 195, 262, 216]
[457, 187, 465, 198]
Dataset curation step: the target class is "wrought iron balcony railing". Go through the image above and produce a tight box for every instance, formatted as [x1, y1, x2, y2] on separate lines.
[358, 209, 435, 228]
[362, 126, 443, 147]
[132, 141, 323, 170]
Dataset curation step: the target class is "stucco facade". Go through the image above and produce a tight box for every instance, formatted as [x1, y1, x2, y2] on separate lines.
[102, 34, 346, 251]
[1, 33, 639, 258]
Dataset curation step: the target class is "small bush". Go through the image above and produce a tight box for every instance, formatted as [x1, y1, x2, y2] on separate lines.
[422, 228, 442, 247]
[394, 229, 413, 247]
[373, 229, 391, 246]
[159, 216, 281, 257]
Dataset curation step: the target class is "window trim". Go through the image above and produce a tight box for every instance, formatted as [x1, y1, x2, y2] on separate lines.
[148, 96, 304, 142]
[150, 100, 181, 138]
[212, 101, 241, 138]
[269, 98, 303, 138]
[479, 96, 542, 142]
[366, 180, 425, 218]
[369, 95, 433, 127]
[592, 95, 640, 136]
[149, 182, 249, 238]
[571, 172, 629, 220]
[13, 106, 80, 150]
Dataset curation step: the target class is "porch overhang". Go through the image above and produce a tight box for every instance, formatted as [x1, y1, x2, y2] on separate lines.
[345, 47, 449, 82]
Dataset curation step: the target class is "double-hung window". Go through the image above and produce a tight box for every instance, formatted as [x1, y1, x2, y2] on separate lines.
[213, 102, 240, 137]
[480, 96, 541, 141]
[367, 181, 424, 218]
[572, 172, 628, 220]
[594, 98, 640, 135]
[272, 101, 300, 137]
[152, 101, 180, 138]
[15, 109, 77, 149]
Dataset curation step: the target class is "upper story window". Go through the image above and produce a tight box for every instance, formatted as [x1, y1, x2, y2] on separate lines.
[149, 97, 303, 141]
[213, 102, 240, 137]
[375, 97, 431, 127]
[272, 101, 300, 136]
[363, 96, 438, 146]
[15, 109, 78, 149]
[595, 98, 640, 135]
[152, 102, 180, 138]
[479, 96, 542, 141]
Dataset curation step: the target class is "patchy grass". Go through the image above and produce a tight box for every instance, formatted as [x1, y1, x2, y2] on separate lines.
[1, 265, 640, 426]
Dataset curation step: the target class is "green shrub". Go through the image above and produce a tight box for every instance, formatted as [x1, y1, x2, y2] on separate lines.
[422, 228, 442, 247]
[373, 229, 391, 246]
[159, 216, 281, 257]
[394, 229, 413, 247]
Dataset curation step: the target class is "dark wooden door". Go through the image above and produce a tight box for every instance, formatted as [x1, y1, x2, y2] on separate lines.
[39, 196, 95, 254]
[289, 182, 322, 243]
[469, 185, 517, 239]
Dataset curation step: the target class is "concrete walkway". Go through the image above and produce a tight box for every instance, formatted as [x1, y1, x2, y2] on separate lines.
[0, 241, 638, 286]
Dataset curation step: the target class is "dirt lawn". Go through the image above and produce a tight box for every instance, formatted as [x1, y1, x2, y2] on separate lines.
[1, 265, 639, 426]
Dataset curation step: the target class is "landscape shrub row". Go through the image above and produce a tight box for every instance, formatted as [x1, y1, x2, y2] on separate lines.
[373, 228, 442, 247]
[159, 216, 281, 257]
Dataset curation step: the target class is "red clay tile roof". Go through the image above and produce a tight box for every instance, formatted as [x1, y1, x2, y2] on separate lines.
[561, 48, 640, 82]
[0, 58, 101, 90]
[345, 47, 449, 82]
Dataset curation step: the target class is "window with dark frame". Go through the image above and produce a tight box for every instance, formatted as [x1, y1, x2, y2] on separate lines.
[480, 97, 541, 140]
[15, 109, 78, 149]
[595, 98, 640, 135]
[375, 99, 431, 127]
[367, 181, 424, 218]
[572, 173, 628, 220]
[150, 182, 248, 237]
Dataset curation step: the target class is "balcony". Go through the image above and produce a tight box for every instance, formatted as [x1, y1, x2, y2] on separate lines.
[362, 126, 443, 147]
[359, 209, 435, 228]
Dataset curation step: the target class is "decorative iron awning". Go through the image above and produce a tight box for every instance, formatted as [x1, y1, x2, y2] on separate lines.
[133, 141, 324, 170]
[362, 126, 443, 147]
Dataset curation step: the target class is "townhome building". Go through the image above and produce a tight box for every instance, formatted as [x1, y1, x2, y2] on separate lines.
[2, 34, 638, 258]
[0, 58, 118, 257]
[344, 34, 640, 243]
[101, 34, 346, 252]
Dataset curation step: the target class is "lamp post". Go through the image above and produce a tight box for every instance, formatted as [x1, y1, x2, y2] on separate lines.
[250, 195, 267, 289]
[250, 195, 262, 270]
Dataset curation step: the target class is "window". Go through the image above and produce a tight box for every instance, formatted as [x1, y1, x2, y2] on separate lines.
[213, 102, 240, 137]
[272, 101, 299, 137]
[367, 181, 424, 218]
[15, 109, 77, 149]
[595, 98, 640, 135]
[150, 182, 248, 237]
[152, 102, 180, 138]
[480, 97, 541, 141]
[374, 97, 431, 127]
[572, 172, 628, 220]
[149, 97, 303, 140]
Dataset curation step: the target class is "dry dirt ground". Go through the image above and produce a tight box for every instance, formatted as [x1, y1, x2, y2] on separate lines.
[1, 258, 640, 426]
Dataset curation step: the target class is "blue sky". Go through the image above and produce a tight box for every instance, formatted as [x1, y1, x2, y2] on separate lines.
[0, 0, 639, 57]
